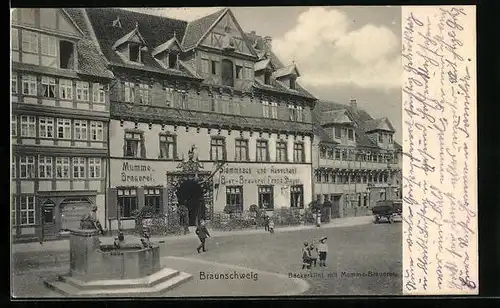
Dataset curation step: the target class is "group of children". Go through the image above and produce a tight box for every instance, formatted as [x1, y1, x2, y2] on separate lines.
[302, 236, 328, 269]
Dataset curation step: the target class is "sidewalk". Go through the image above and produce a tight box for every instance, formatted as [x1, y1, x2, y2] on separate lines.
[13, 216, 373, 255]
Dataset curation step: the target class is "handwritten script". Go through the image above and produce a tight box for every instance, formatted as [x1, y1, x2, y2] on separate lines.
[401, 6, 477, 295]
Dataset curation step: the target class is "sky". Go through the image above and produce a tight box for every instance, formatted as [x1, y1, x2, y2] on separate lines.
[125, 7, 402, 143]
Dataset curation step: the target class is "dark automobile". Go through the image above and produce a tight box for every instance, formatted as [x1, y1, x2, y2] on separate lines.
[371, 200, 402, 224]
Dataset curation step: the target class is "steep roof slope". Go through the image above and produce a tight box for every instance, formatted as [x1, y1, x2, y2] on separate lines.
[181, 9, 226, 51]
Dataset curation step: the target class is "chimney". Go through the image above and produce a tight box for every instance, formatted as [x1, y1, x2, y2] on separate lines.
[263, 36, 272, 56]
[350, 98, 357, 109]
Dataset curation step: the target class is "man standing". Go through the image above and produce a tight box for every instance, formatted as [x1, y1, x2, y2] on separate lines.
[196, 220, 211, 253]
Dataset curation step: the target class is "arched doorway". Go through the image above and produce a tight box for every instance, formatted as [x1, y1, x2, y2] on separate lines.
[176, 179, 205, 226]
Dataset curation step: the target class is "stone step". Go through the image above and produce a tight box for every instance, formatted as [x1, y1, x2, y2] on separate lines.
[61, 268, 180, 290]
[45, 271, 193, 297]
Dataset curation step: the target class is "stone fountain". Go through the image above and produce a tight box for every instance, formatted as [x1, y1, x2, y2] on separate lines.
[44, 208, 192, 297]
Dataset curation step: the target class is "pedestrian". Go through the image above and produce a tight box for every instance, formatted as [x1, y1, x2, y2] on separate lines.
[263, 212, 270, 232]
[302, 242, 312, 269]
[268, 218, 275, 234]
[309, 242, 318, 267]
[196, 220, 211, 253]
[318, 237, 328, 267]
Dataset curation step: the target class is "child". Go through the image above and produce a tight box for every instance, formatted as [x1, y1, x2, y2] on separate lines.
[302, 242, 311, 269]
[317, 237, 328, 267]
[309, 242, 319, 267]
[268, 218, 275, 234]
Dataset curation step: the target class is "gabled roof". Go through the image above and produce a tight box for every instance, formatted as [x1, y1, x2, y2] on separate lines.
[181, 9, 226, 51]
[152, 36, 183, 56]
[60, 8, 86, 37]
[272, 64, 300, 79]
[313, 100, 378, 148]
[254, 58, 272, 72]
[83, 8, 199, 79]
[362, 117, 395, 133]
[112, 26, 147, 50]
[320, 109, 354, 126]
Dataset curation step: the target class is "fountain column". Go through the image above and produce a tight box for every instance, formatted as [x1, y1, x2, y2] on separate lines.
[69, 229, 101, 281]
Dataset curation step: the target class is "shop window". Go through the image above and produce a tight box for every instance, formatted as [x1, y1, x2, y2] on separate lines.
[226, 186, 243, 213]
[118, 188, 138, 218]
[258, 186, 274, 211]
[290, 185, 303, 208]
[145, 187, 162, 213]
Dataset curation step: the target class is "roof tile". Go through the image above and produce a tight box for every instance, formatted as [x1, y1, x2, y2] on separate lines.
[181, 9, 226, 51]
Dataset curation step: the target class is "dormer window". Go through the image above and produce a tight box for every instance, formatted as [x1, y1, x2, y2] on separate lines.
[290, 76, 296, 89]
[167, 53, 178, 69]
[264, 71, 271, 85]
[129, 44, 141, 63]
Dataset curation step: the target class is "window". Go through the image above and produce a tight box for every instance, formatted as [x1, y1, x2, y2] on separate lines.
[12, 156, 16, 178]
[124, 132, 143, 157]
[159, 134, 176, 159]
[320, 147, 327, 159]
[92, 83, 105, 103]
[256, 140, 269, 162]
[72, 157, 86, 179]
[258, 186, 274, 210]
[19, 156, 35, 179]
[22, 75, 37, 96]
[118, 188, 138, 218]
[235, 139, 248, 161]
[38, 156, 53, 178]
[294, 142, 305, 163]
[262, 101, 270, 118]
[335, 149, 341, 160]
[41, 34, 57, 56]
[164, 87, 174, 107]
[11, 115, 17, 138]
[41, 76, 56, 98]
[166, 53, 177, 69]
[138, 83, 149, 104]
[270, 102, 278, 119]
[56, 157, 70, 179]
[211, 60, 218, 75]
[20, 115, 36, 137]
[315, 171, 321, 183]
[221, 59, 234, 87]
[264, 71, 271, 85]
[226, 186, 243, 212]
[235, 65, 243, 79]
[12, 73, 18, 94]
[57, 118, 71, 139]
[86, 121, 102, 142]
[378, 133, 383, 143]
[295, 106, 303, 121]
[324, 172, 329, 183]
[210, 137, 226, 161]
[73, 120, 88, 140]
[334, 127, 341, 139]
[59, 40, 75, 69]
[348, 129, 354, 141]
[388, 134, 393, 144]
[19, 196, 35, 226]
[39, 117, 54, 138]
[129, 44, 141, 62]
[124, 82, 135, 102]
[288, 104, 303, 121]
[145, 188, 162, 213]
[76, 81, 89, 101]
[12, 28, 19, 50]
[290, 77, 296, 89]
[244, 65, 253, 79]
[276, 141, 288, 162]
[88, 158, 101, 178]
[12, 196, 16, 226]
[201, 58, 210, 74]
[59, 79, 73, 100]
[22, 30, 38, 53]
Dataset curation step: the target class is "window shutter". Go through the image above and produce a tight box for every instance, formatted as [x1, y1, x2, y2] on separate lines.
[107, 187, 118, 220]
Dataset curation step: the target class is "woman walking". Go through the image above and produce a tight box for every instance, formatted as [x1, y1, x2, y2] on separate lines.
[317, 237, 328, 267]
